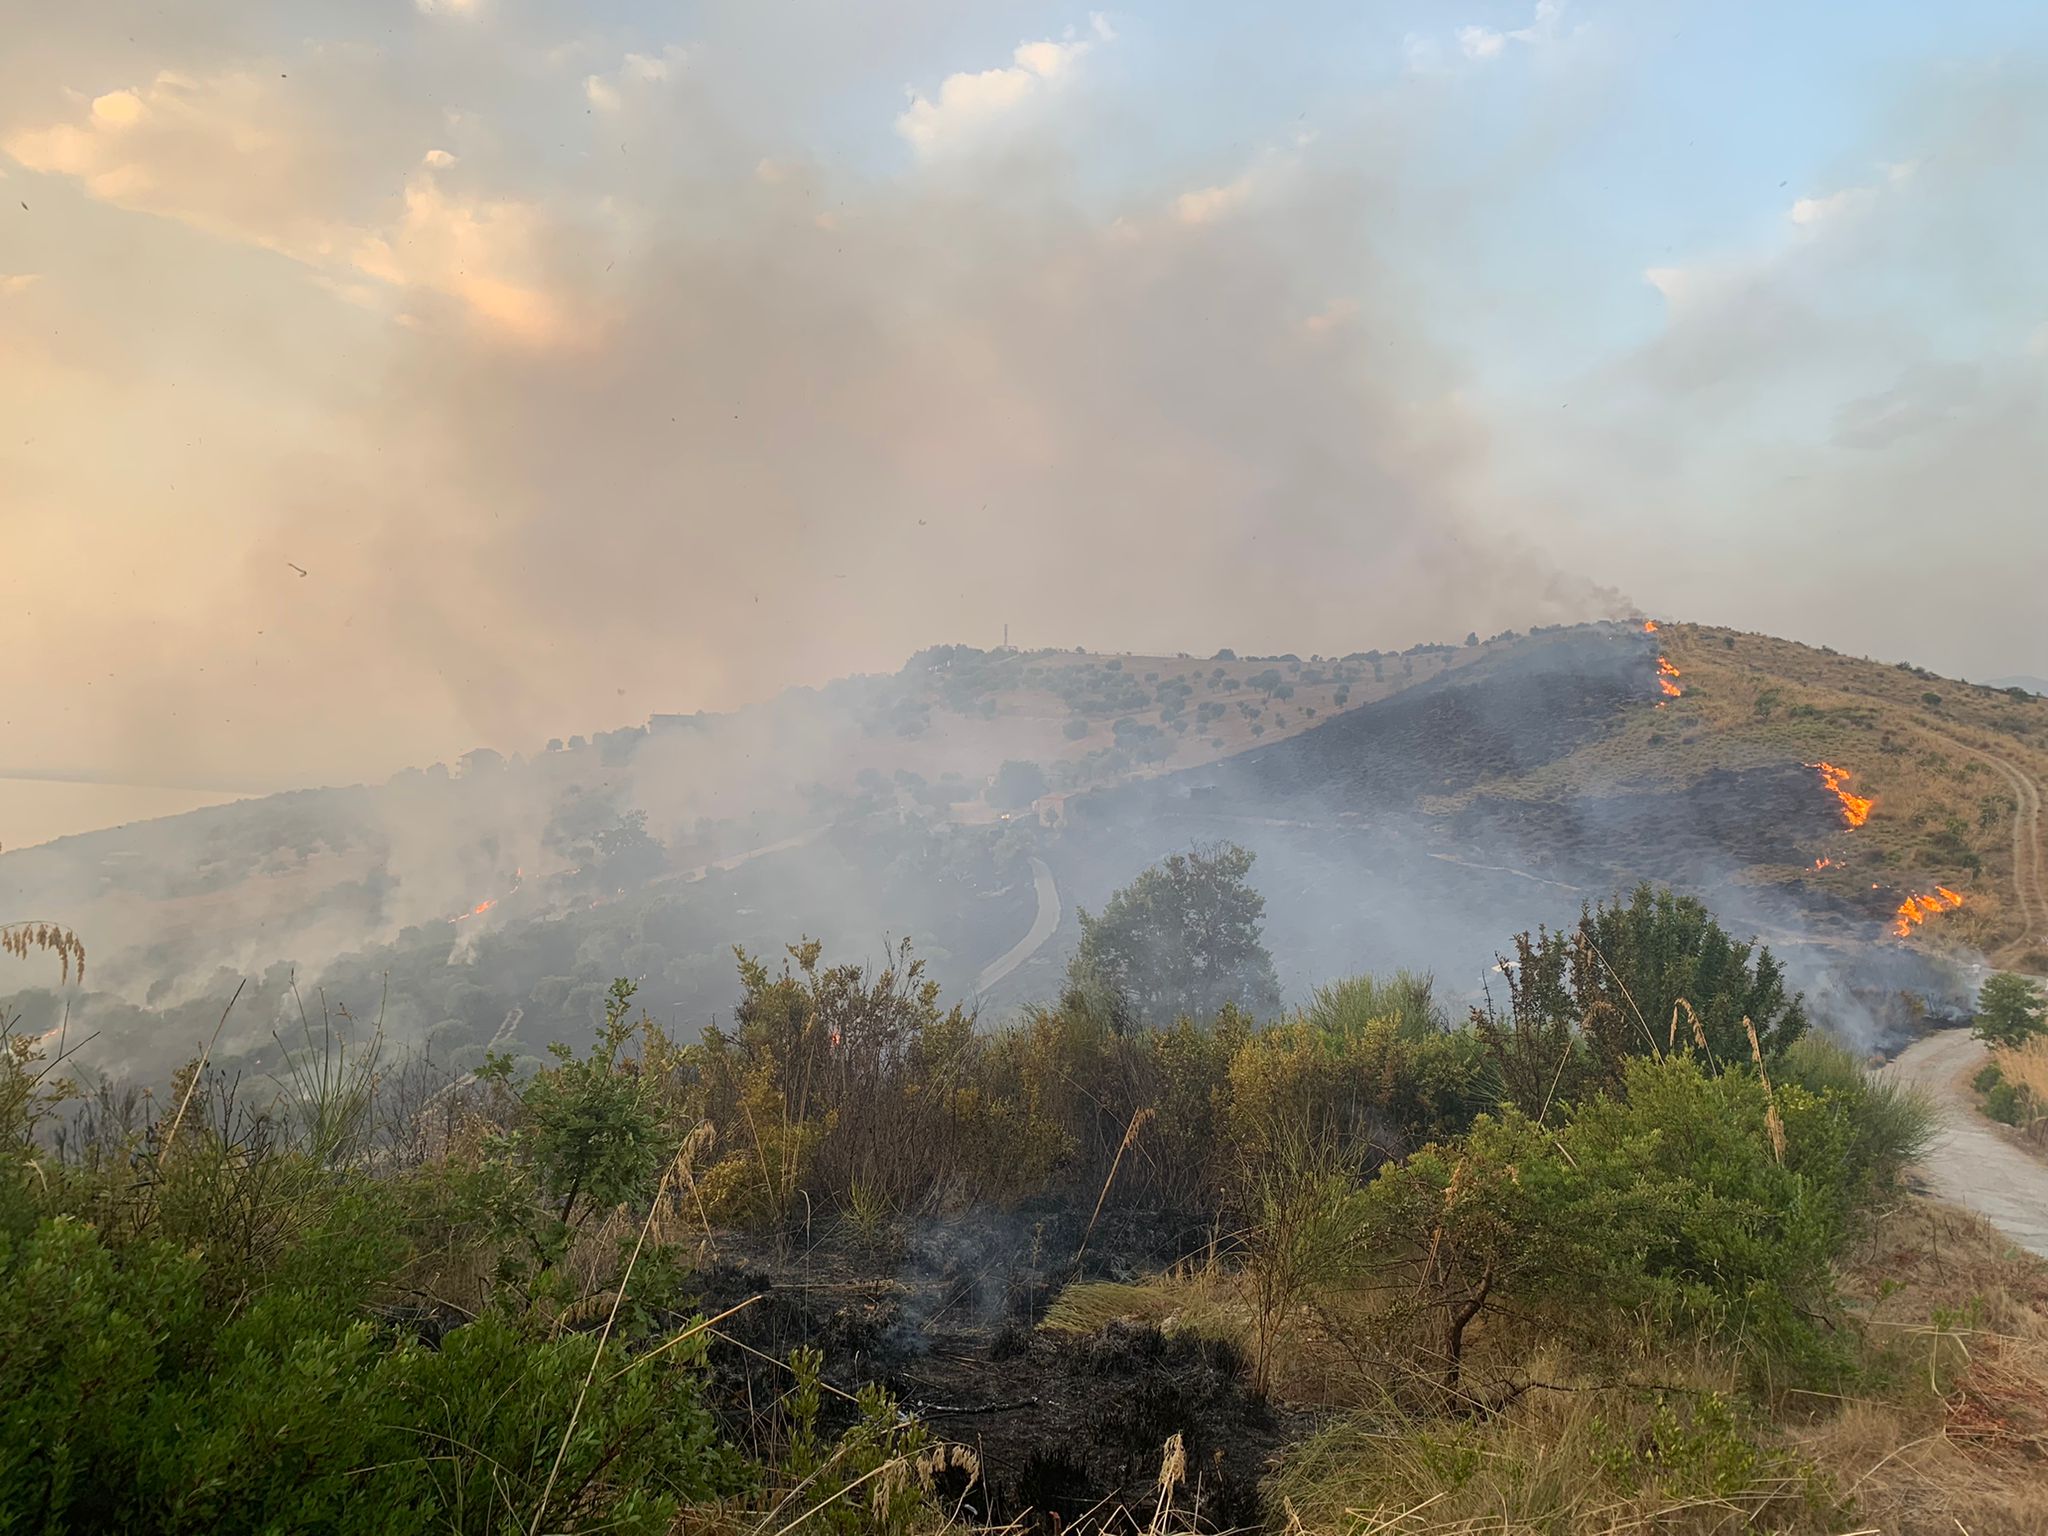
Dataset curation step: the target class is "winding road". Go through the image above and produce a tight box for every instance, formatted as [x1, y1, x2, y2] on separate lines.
[1884, 1027, 2048, 1259]
[975, 857, 1061, 998]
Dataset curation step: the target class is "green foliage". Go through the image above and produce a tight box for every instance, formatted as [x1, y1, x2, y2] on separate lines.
[1776, 1033, 1933, 1191]
[1476, 884, 1807, 1116]
[0, 1212, 742, 1533]
[1356, 1054, 1861, 1391]
[1066, 842, 1283, 1030]
[1974, 971, 2048, 1047]
[1974, 1059, 2004, 1093]
[1985, 1079, 2023, 1124]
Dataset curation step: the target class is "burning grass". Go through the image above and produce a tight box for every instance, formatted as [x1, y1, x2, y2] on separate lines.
[1809, 759, 1874, 828]
[1432, 622, 2048, 955]
[1892, 884, 1966, 938]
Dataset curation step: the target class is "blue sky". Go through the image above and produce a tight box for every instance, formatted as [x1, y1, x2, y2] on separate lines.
[2, 1, 2044, 786]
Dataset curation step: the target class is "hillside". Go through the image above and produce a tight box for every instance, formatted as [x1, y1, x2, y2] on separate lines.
[1445, 623, 2048, 965]
[3, 620, 2043, 1081]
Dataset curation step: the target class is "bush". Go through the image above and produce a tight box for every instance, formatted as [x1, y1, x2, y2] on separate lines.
[1985, 1080, 2023, 1124]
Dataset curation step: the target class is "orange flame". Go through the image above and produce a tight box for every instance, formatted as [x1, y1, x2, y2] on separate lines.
[450, 869, 523, 924]
[1813, 857, 1835, 870]
[1655, 656, 1683, 698]
[1891, 885, 1964, 939]
[1642, 619, 1659, 633]
[1809, 762, 1872, 827]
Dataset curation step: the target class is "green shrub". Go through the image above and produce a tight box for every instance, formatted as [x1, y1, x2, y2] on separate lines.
[1985, 1080, 2023, 1124]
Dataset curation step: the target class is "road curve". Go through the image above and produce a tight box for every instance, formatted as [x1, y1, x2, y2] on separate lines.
[975, 857, 1061, 997]
[1884, 1028, 2048, 1258]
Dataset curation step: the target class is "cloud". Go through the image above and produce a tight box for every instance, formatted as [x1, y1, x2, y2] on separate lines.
[1457, 27, 1507, 62]
[895, 28, 1104, 155]
[1514, 63, 2048, 686]
[0, 273, 39, 295]
[1173, 175, 1254, 225]
[586, 47, 687, 113]
[348, 174, 569, 345]
[1788, 186, 1876, 226]
[1454, 1, 1565, 64]
[4, 67, 572, 345]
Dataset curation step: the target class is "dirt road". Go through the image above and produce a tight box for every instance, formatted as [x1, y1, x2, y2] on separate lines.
[1884, 1028, 2048, 1258]
[975, 857, 1060, 997]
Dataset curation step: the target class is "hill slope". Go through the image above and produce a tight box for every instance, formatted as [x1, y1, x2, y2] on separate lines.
[4, 620, 2042, 1079]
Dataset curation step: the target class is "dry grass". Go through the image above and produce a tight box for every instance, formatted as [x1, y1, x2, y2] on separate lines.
[1047, 1197, 2048, 1534]
[1992, 1038, 2048, 1150]
[1429, 622, 2048, 958]
[1787, 1197, 2048, 1534]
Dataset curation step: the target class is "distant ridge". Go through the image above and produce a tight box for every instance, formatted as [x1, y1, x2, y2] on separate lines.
[1991, 676, 2048, 697]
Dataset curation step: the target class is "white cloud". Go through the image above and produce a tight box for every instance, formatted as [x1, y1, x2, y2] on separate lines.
[1458, 27, 1506, 61]
[1641, 266, 1695, 306]
[1453, 1, 1564, 64]
[896, 28, 1105, 156]
[422, 148, 457, 168]
[414, 0, 481, 14]
[585, 46, 688, 113]
[1174, 175, 1253, 225]
[1788, 186, 1876, 227]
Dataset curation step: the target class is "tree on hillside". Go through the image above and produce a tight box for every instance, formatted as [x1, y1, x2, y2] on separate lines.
[1066, 843, 1282, 1030]
[1477, 884, 1807, 1116]
[1975, 972, 2048, 1048]
[986, 759, 1048, 810]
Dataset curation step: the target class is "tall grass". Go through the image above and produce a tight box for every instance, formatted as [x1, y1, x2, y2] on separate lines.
[1990, 1036, 2048, 1147]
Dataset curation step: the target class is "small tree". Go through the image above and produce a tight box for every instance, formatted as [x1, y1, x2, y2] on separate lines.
[986, 759, 1048, 809]
[1975, 972, 2048, 1048]
[1066, 843, 1282, 1029]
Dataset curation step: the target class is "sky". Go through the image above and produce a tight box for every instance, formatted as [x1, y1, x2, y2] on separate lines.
[2, 0, 2044, 793]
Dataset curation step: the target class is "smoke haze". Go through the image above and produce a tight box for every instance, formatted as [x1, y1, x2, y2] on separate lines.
[3, 3, 2044, 796]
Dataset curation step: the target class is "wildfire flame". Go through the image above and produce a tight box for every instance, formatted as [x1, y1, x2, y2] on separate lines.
[1892, 885, 1964, 939]
[1813, 857, 1835, 870]
[1656, 656, 1683, 698]
[1642, 619, 1659, 633]
[1808, 762, 1872, 828]
[450, 868, 523, 924]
